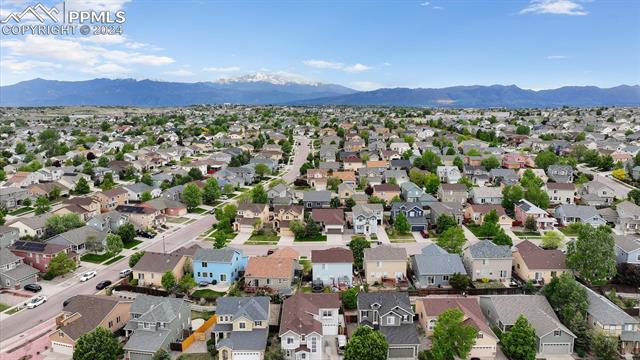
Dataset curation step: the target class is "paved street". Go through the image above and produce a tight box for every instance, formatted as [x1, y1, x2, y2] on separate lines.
[282, 136, 310, 184]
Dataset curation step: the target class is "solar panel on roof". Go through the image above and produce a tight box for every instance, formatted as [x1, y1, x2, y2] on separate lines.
[15, 241, 46, 252]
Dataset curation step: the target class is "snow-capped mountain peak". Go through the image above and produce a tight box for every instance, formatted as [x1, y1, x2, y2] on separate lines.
[217, 72, 320, 86]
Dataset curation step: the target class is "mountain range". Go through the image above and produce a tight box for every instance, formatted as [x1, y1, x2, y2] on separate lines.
[1, 74, 638, 108]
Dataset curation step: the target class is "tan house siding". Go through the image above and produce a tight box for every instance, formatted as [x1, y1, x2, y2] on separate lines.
[364, 260, 406, 285]
[512, 251, 566, 283]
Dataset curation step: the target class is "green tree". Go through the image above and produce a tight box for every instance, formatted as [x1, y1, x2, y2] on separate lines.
[436, 227, 466, 254]
[628, 189, 640, 205]
[525, 186, 549, 209]
[15, 142, 27, 154]
[534, 150, 559, 170]
[254, 163, 270, 179]
[591, 330, 618, 360]
[129, 251, 145, 268]
[542, 272, 588, 323]
[34, 196, 51, 215]
[348, 236, 371, 270]
[448, 273, 471, 291]
[566, 225, 616, 285]
[73, 327, 122, 360]
[98, 156, 109, 167]
[568, 312, 591, 357]
[46, 213, 85, 237]
[49, 185, 61, 200]
[47, 252, 77, 277]
[182, 183, 202, 209]
[178, 274, 197, 294]
[214, 231, 227, 249]
[75, 177, 91, 194]
[501, 315, 537, 360]
[502, 184, 524, 213]
[418, 150, 442, 173]
[524, 216, 537, 232]
[100, 173, 115, 190]
[436, 214, 457, 234]
[344, 326, 388, 360]
[541, 230, 564, 249]
[428, 308, 478, 360]
[105, 234, 123, 255]
[202, 178, 221, 205]
[117, 223, 136, 244]
[394, 212, 411, 235]
[453, 156, 464, 171]
[188, 168, 204, 180]
[161, 271, 177, 291]
[493, 229, 513, 246]
[251, 183, 268, 204]
[140, 173, 153, 186]
[327, 177, 341, 191]
[289, 219, 306, 241]
[516, 125, 531, 135]
[140, 191, 152, 202]
[520, 169, 544, 189]
[152, 349, 171, 360]
[424, 173, 441, 195]
[480, 156, 500, 170]
[341, 287, 358, 310]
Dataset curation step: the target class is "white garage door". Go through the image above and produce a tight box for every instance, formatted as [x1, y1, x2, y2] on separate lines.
[542, 343, 571, 355]
[232, 351, 261, 360]
[52, 341, 74, 355]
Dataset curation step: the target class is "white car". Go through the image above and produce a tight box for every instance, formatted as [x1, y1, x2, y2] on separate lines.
[26, 295, 47, 309]
[80, 271, 97, 282]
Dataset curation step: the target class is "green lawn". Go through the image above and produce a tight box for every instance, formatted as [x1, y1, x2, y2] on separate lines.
[104, 255, 124, 265]
[5, 306, 22, 315]
[123, 240, 143, 249]
[294, 234, 327, 242]
[513, 231, 541, 237]
[0, 303, 10, 312]
[299, 259, 312, 273]
[9, 207, 33, 216]
[177, 354, 211, 360]
[191, 310, 215, 320]
[191, 289, 226, 300]
[80, 252, 115, 264]
[189, 207, 207, 214]
[473, 281, 506, 289]
[248, 233, 280, 242]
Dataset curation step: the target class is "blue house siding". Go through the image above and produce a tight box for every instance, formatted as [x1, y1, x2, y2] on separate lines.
[312, 262, 352, 286]
[193, 252, 247, 284]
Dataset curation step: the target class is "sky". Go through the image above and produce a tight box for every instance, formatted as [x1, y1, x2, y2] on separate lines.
[0, 0, 639, 90]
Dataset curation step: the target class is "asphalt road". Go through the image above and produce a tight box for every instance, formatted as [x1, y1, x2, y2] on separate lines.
[0, 137, 311, 346]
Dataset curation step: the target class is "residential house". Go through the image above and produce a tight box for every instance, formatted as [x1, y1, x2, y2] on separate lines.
[390, 202, 429, 231]
[616, 201, 640, 235]
[303, 191, 332, 209]
[415, 297, 497, 359]
[428, 202, 464, 228]
[489, 168, 519, 186]
[357, 292, 420, 359]
[124, 183, 161, 202]
[614, 235, 640, 264]
[0, 226, 19, 248]
[579, 180, 615, 207]
[554, 204, 606, 227]
[141, 198, 188, 217]
[123, 295, 191, 360]
[50, 295, 132, 355]
[132, 249, 194, 287]
[584, 285, 640, 355]
[307, 169, 328, 191]
[311, 247, 353, 287]
[464, 204, 511, 227]
[116, 205, 165, 230]
[363, 246, 407, 285]
[514, 199, 557, 230]
[502, 153, 527, 169]
[546, 165, 574, 183]
[5, 172, 39, 188]
[463, 241, 512, 282]
[438, 183, 468, 205]
[93, 187, 129, 212]
[8, 213, 51, 238]
[351, 204, 383, 235]
[470, 186, 503, 205]
[87, 211, 129, 233]
[268, 183, 296, 206]
[28, 182, 70, 198]
[0, 250, 38, 288]
[513, 240, 567, 285]
[9, 240, 78, 273]
[234, 203, 270, 233]
[56, 197, 101, 221]
[372, 184, 401, 203]
[311, 208, 345, 234]
[273, 205, 304, 236]
[213, 296, 271, 360]
[47, 226, 108, 255]
[0, 187, 29, 210]
[338, 182, 356, 201]
[400, 181, 424, 203]
[383, 170, 409, 185]
[436, 166, 462, 184]
[545, 182, 576, 205]
[479, 295, 576, 356]
[244, 251, 296, 292]
[280, 294, 342, 360]
[193, 247, 247, 285]
[411, 244, 466, 288]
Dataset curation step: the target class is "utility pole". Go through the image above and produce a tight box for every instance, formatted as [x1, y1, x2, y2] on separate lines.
[162, 234, 166, 254]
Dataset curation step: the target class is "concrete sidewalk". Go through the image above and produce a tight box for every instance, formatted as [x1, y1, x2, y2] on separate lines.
[0, 317, 56, 358]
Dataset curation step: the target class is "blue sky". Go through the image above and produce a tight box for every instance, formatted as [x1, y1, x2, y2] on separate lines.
[1, 0, 639, 89]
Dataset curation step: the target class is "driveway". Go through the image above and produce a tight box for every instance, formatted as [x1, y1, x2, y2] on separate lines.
[412, 231, 433, 244]
[322, 335, 343, 360]
[278, 235, 294, 245]
[326, 234, 344, 245]
[376, 228, 391, 244]
[229, 232, 251, 245]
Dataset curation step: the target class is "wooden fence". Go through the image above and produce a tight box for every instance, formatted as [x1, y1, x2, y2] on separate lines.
[181, 314, 217, 352]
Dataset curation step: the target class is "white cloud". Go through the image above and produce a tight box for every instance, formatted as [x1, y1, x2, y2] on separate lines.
[63, 0, 131, 12]
[164, 68, 195, 76]
[78, 34, 127, 45]
[420, 1, 430, 6]
[0, 58, 62, 73]
[90, 63, 130, 75]
[546, 55, 570, 59]
[520, 0, 588, 16]
[350, 81, 383, 91]
[303, 59, 374, 73]
[203, 66, 241, 73]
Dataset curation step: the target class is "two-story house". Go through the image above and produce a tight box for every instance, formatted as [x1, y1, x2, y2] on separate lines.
[545, 182, 576, 205]
[93, 187, 130, 212]
[280, 293, 342, 360]
[8, 213, 51, 239]
[438, 183, 468, 205]
[546, 164, 574, 183]
[411, 244, 466, 288]
[193, 248, 247, 286]
[234, 203, 269, 233]
[273, 205, 305, 236]
[213, 296, 271, 360]
[123, 295, 191, 359]
[463, 241, 512, 283]
[268, 183, 296, 206]
[400, 182, 425, 203]
[579, 180, 615, 207]
[351, 204, 383, 236]
[614, 235, 640, 265]
[616, 201, 640, 235]
[0, 187, 30, 210]
[372, 184, 401, 203]
[513, 240, 567, 285]
[436, 166, 462, 184]
[357, 292, 420, 359]
[0, 250, 38, 289]
[9, 240, 78, 273]
[303, 191, 332, 209]
[390, 202, 429, 231]
[514, 199, 557, 230]
[470, 186, 503, 205]
[311, 247, 353, 287]
[364, 246, 407, 285]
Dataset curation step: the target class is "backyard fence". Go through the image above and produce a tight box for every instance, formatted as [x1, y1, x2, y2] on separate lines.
[181, 314, 217, 351]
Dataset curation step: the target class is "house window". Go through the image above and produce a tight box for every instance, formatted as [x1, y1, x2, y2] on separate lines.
[428, 319, 436, 330]
[239, 322, 246, 329]
[553, 330, 561, 337]
[108, 321, 113, 328]
[377, 261, 382, 268]
[322, 310, 332, 318]
[301, 334, 306, 342]
[220, 274, 227, 282]
[442, 275, 449, 281]
[311, 337, 317, 352]
[322, 264, 327, 270]
[255, 321, 262, 326]
[500, 270, 508, 278]
[287, 337, 294, 344]
[477, 332, 483, 339]
[482, 259, 487, 265]
[386, 317, 394, 325]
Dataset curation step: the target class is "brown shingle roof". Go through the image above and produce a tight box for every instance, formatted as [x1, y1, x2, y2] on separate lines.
[61, 295, 130, 340]
[418, 297, 494, 337]
[279, 294, 340, 336]
[245, 256, 295, 279]
[546, 182, 576, 190]
[373, 184, 401, 192]
[515, 240, 566, 270]
[311, 247, 353, 263]
[311, 209, 345, 225]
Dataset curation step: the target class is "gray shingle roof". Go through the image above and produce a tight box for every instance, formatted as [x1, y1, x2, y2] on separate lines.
[215, 296, 270, 322]
[216, 328, 268, 351]
[584, 286, 639, 326]
[468, 240, 512, 259]
[357, 292, 413, 317]
[364, 246, 407, 261]
[303, 191, 331, 202]
[413, 245, 466, 275]
[193, 248, 242, 263]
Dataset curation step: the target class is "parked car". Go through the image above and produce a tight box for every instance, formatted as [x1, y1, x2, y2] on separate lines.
[96, 280, 112, 290]
[336, 335, 346, 355]
[137, 230, 154, 239]
[80, 271, 97, 282]
[63, 297, 73, 307]
[26, 296, 47, 309]
[23, 283, 42, 293]
[119, 268, 133, 278]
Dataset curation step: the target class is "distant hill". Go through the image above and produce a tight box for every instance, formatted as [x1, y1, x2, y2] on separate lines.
[292, 84, 640, 107]
[0, 75, 356, 107]
[1, 77, 638, 108]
